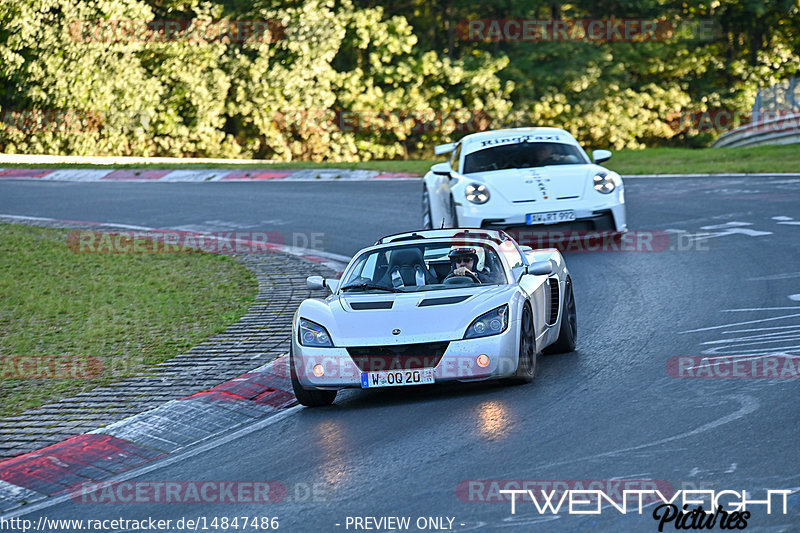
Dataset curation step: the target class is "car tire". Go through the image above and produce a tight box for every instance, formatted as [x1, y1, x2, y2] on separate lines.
[544, 277, 577, 354]
[290, 346, 337, 407]
[449, 195, 459, 228]
[507, 305, 537, 384]
[422, 187, 433, 229]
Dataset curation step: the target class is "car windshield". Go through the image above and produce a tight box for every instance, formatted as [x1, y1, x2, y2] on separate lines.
[340, 242, 508, 293]
[462, 142, 587, 174]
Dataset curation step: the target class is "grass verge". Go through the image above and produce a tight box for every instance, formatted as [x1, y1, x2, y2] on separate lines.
[0, 224, 258, 417]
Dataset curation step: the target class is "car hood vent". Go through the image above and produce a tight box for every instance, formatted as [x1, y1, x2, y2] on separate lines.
[349, 301, 394, 310]
[418, 295, 471, 307]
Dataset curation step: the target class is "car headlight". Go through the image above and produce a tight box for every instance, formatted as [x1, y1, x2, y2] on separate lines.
[593, 173, 615, 194]
[299, 318, 333, 347]
[465, 183, 490, 204]
[464, 305, 508, 339]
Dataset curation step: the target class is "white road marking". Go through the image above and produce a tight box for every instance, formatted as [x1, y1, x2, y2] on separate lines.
[790, 294, 800, 301]
[722, 307, 800, 312]
[680, 313, 800, 334]
[749, 272, 800, 281]
[700, 221, 755, 229]
[772, 216, 794, 221]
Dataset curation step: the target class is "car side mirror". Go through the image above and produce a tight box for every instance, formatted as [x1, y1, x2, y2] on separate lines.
[526, 260, 555, 276]
[306, 276, 326, 290]
[307, 276, 340, 293]
[593, 150, 612, 164]
[431, 162, 452, 178]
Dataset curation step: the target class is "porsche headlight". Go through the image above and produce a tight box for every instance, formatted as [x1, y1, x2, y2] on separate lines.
[299, 318, 333, 347]
[464, 305, 508, 339]
[593, 173, 615, 194]
[465, 183, 490, 204]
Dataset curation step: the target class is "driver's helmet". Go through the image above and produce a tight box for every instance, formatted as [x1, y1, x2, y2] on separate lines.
[449, 246, 482, 271]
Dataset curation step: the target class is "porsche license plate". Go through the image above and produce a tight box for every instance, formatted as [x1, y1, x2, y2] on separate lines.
[526, 210, 576, 225]
[361, 368, 435, 388]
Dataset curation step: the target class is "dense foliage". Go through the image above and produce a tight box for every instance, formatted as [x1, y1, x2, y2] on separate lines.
[0, 0, 797, 158]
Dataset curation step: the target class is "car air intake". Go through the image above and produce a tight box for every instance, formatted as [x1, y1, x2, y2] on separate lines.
[547, 278, 559, 326]
[418, 295, 471, 307]
[346, 342, 449, 372]
[349, 301, 394, 310]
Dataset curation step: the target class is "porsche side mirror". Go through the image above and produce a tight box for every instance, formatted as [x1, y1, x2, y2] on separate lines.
[526, 260, 555, 276]
[593, 150, 612, 164]
[431, 162, 452, 178]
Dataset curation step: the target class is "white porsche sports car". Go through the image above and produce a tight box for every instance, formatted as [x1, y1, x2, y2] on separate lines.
[422, 127, 626, 242]
[291, 228, 577, 407]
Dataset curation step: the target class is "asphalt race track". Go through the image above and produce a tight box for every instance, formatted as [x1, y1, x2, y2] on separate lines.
[1, 176, 799, 531]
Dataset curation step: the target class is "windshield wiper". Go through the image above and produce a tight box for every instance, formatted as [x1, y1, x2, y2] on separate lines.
[341, 283, 401, 293]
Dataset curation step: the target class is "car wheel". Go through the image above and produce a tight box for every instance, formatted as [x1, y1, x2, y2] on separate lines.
[508, 305, 537, 384]
[544, 277, 577, 354]
[422, 187, 433, 229]
[449, 195, 459, 228]
[290, 346, 337, 407]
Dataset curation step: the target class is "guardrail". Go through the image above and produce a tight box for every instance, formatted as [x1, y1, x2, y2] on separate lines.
[711, 111, 800, 148]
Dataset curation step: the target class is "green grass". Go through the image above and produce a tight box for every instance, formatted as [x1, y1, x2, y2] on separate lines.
[2, 144, 799, 175]
[0, 224, 258, 417]
[605, 144, 800, 175]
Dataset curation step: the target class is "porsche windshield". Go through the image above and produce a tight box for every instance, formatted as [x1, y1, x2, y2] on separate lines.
[462, 141, 588, 174]
[340, 243, 510, 293]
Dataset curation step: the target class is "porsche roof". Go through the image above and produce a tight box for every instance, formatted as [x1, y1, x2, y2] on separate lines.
[459, 127, 580, 155]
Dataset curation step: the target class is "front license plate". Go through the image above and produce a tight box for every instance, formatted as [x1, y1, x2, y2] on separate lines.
[361, 368, 435, 388]
[526, 210, 576, 225]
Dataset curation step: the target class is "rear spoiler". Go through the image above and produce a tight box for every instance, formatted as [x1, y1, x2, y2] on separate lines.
[434, 142, 456, 155]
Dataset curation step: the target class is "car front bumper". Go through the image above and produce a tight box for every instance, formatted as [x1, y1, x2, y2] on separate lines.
[456, 196, 627, 233]
[292, 321, 520, 390]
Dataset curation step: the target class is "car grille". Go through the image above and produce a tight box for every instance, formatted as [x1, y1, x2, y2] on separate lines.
[346, 342, 449, 372]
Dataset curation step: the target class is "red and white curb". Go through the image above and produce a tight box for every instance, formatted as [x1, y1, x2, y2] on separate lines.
[0, 356, 295, 513]
[0, 168, 419, 182]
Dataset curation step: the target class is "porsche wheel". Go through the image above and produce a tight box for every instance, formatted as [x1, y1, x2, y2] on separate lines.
[508, 305, 537, 384]
[544, 277, 577, 354]
[290, 346, 337, 407]
[422, 187, 433, 229]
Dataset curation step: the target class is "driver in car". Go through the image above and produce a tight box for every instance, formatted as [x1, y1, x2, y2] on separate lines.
[447, 247, 494, 283]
